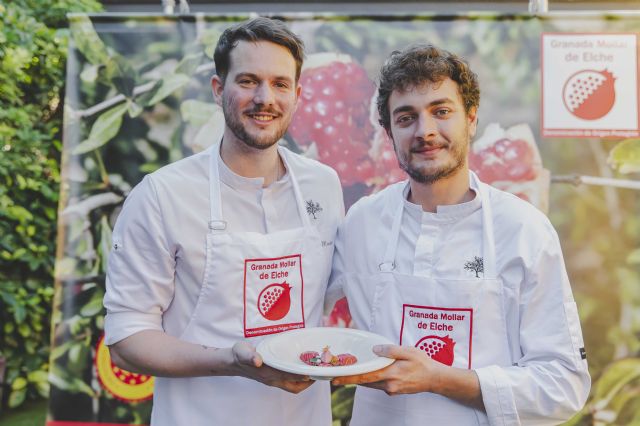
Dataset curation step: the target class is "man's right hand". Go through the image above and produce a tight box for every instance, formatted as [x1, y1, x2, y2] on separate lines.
[228, 341, 315, 394]
[109, 330, 315, 393]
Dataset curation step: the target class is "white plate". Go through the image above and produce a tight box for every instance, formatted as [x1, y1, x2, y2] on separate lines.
[256, 327, 395, 380]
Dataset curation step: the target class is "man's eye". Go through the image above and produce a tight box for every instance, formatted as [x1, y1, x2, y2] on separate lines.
[274, 82, 289, 89]
[396, 115, 415, 124]
[239, 79, 256, 86]
[434, 109, 450, 117]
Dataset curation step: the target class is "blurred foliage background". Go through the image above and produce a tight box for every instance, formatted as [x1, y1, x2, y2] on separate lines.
[0, 0, 102, 412]
[1, 5, 639, 426]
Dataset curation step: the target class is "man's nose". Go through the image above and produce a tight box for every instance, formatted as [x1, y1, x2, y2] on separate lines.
[415, 114, 437, 140]
[253, 83, 275, 106]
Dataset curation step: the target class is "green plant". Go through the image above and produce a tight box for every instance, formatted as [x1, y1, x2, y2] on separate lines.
[0, 0, 102, 409]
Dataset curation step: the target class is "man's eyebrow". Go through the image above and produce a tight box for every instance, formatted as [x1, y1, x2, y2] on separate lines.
[392, 105, 416, 116]
[234, 72, 259, 80]
[391, 97, 456, 116]
[234, 72, 294, 83]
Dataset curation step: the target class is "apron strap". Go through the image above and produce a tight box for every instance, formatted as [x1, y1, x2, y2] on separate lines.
[208, 143, 226, 234]
[472, 172, 498, 279]
[208, 142, 312, 234]
[379, 184, 407, 272]
[277, 146, 312, 229]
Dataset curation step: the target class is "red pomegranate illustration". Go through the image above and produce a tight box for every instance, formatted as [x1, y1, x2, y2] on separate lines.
[469, 137, 538, 184]
[562, 69, 616, 120]
[415, 335, 456, 366]
[288, 54, 377, 186]
[257, 282, 292, 321]
[112, 363, 152, 385]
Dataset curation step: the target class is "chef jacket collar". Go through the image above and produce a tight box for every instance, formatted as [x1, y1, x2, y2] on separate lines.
[401, 171, 482, 223]
[216, 141, 290, 192]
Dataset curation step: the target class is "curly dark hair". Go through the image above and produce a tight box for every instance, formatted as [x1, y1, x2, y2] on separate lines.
[377, 44, 480, 131]
[214, 17, 305, 83]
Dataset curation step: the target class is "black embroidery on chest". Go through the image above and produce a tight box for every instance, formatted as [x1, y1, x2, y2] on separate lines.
[464, 256, 484, 278]
[305, 199, 323, 219]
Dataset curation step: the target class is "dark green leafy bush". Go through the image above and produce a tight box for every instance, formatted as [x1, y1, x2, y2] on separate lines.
[0, 0, 101, 409]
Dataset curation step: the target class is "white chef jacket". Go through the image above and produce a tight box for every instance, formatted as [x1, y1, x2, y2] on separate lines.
[104, 145, 344, 424]
[327, 172, 590, 425]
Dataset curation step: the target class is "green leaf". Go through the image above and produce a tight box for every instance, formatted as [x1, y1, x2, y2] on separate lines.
[331, 385, 356, 419]
[12, 377, 28, 391]
[627, 248, 640, 265]
[175, 51, 203, 75]
[36, 381, 50, 398]
[146, 73, 190, 106]
[69, 15, 110, 65]
[98, 215, 113, 274]
[71, 378, 97, 397]
[27, 370, 49, 384]
[80, 294, 104, 317]
[8, 387, 26, 408]
[180, 100, 220, 126]
[72, 102, 128, 155]
[593, 358, 640, 409]
[608, 138, 640, 174]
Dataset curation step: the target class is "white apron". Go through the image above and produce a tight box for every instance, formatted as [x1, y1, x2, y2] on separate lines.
[348, 175, 513, 426]
[150, 145, 332, 426]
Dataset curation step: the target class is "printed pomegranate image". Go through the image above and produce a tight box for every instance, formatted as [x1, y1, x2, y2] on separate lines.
[288, 53, 377, 187]
[469, 137, 537, 184]
[469, 123, 550, 212]
[562, 69, 616, 120]
[257, 282, 292, 321]
[112, 363, 152, 385]
[415, 335, 456, 366]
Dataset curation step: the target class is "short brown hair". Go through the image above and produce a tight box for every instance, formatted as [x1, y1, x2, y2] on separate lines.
[214, 17, 305, 82]
[377, 44, 480, 131]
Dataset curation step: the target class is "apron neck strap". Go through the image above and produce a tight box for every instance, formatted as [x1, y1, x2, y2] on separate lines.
[380, 174, 498, 278]
[474, 173, 497, 278]
[380, 184, 407, 272]
[208, 142, 311, 233]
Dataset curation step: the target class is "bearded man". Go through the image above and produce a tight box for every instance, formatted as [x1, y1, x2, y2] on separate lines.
[327, 43, 590, 426]
[104, 17, 343, 426]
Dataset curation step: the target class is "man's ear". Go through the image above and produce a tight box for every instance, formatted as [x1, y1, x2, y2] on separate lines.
[467, 106, 478, 139]
[211, 75, 224, 106]
[293, 82, 302, 112]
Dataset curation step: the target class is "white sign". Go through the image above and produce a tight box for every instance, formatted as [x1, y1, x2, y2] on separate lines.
[542, 33, 639, 138]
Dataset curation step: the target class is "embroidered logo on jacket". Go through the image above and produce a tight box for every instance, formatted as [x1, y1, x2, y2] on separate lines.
[305, 199, 323, 219]
[464, 256, 484, 278]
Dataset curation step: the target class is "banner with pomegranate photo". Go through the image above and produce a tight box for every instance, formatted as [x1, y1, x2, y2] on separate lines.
[50, 13, 640, 426]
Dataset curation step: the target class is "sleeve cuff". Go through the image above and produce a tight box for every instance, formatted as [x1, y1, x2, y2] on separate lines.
[104, 311, 164, 345]
[475, 365, 520, 426]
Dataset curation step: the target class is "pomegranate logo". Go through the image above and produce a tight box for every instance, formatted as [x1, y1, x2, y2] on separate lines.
[257, 282, 292, 321]
[562, 69, 616, 120]
[415, 335, 456, 366]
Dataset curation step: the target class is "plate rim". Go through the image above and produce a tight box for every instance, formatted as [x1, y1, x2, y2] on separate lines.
[255, 327, 396, 378]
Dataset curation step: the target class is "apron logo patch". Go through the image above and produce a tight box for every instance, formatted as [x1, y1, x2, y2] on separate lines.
[305, 199, 323, 219]
[244, 255, 305, 337]
[415, 335, 456, 366]
[257, 282, 292, 321]
[463, 256, 484, 277]
[401, 305, 473, 369]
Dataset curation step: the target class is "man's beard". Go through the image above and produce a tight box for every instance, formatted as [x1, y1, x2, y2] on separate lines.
[222, 97, 289, 151]
[394, 138, 468, 184]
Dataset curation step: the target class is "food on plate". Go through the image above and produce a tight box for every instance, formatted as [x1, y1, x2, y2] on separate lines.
[299, 346, 358, 367]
